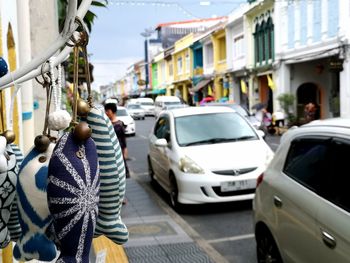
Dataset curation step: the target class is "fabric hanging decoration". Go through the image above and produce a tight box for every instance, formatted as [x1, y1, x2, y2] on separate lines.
[7, 143, 23, 242]
[13, 67, 58, 261]
[0, 57, 8, 78]
[47, 57, 71, 131]
[85, 107, 128, 244]
[0, 136, 15, 248]
[77, 21, 128, 244]
[47, 18, 99, 262]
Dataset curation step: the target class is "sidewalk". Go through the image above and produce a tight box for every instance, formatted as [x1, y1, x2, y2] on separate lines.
[120, 178, 223, 263]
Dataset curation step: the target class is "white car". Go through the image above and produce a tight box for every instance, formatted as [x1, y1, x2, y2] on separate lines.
[253, 118, 350, 263]
[148, 106, 274, 210]
[127, 104, 145, 120]
[117, 106, 136, 136]
[136, 97, 155, 116]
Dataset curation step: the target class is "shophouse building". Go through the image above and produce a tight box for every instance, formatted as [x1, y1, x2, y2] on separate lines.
[225, 3, 250, 107]
[245, 0, 275, 114]
[274, 0, 350, 121]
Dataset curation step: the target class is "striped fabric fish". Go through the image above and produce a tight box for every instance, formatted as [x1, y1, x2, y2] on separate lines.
[8, 143, 24, 241]
[85, 107, 128, 244]
[13, 143, 57, 261]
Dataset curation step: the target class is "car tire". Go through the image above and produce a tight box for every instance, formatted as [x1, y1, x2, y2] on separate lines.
[256, 225, 283, 263]
[142, 117, 145, 120]
[147, 156, 156, 185]
[169, 173, 183, 212]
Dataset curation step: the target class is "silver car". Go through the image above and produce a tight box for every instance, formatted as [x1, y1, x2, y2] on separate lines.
[253, 118, 350, 263]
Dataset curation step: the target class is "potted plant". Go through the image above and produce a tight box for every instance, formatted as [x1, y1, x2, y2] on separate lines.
[277, 93, 297, 127]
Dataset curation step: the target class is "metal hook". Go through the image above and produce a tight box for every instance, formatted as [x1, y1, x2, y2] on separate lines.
[35, 60, 52, 87]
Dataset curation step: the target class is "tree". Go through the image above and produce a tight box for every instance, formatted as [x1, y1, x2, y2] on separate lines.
[57, 0, 108, 32]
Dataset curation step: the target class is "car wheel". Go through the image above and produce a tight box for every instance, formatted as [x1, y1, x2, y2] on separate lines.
[142, 117, 145, 120]
[256, 226, 283, 263]
[169, 173, 183, 212]
[147, 156, 156, 184]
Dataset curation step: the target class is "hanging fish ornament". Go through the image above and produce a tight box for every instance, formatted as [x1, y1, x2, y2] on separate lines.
[84, 107, 128, 244]
[0, 136, 18, 248]
[13, 143, 57, 261]
[7, 144, 24, 242]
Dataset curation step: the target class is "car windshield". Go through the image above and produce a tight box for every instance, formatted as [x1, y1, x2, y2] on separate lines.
[140, 102, 154, 106]
[128, 104, 142, 109]
[175, 112, 258, 146]
[230, 105, 249, 117]
[117, 109, 128, 116]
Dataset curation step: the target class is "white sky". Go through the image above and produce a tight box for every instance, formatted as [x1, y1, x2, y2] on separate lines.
[89, 0, 244, 90]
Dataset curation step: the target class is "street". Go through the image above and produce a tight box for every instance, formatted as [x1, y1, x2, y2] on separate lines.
[125, 116, 281, 263]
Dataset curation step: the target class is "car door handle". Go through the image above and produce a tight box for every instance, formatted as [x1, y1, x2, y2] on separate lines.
[321, 230, 336, 249]
[273, 196, 283, 208]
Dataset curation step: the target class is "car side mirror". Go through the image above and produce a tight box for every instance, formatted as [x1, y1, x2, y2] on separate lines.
[155, 138, 168, 147]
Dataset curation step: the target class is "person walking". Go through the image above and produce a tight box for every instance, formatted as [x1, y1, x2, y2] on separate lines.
[104, 102, 130, 178]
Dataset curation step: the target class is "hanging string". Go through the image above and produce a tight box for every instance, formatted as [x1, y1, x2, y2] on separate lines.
[57, 63, 62, 111]
[71, 45, 80, 126]
[0, 90, 4, 133]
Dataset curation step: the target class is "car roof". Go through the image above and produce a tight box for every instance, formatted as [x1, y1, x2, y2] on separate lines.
[117, 106, 126, 110]
[167, 106, 235, 118]
[302, 118, 350, 129]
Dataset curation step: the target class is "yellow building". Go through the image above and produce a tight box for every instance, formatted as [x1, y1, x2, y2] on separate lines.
[211, 27, 228, 100]
[164, 46, 174, 96]
[172, 33, 196, 103]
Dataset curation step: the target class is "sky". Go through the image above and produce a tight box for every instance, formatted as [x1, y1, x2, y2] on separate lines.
[89, 0, 245, 90]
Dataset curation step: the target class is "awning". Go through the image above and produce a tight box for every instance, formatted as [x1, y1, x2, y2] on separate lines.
[146, 88, 166, 95]
[191, 78, 212, 92]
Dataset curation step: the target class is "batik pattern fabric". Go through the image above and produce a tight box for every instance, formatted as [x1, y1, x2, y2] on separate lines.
[8, 144, 23, 241]
[47, 132, 99, 263]
[13, 143, 57, 262]
[85, 107, 128, 244]
[0, 142, 18, 248]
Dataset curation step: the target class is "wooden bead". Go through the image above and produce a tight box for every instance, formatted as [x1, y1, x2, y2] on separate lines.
[34, 135, 50, 153]
[2, 130, 15, 144]
[77, 99, 90, 117]
[73, 122, 91, 142]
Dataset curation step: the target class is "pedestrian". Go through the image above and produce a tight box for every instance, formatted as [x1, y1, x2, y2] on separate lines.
[304, 102, 317, 123]
[272, 110, 285, 135]
[104, 102, 130, 179]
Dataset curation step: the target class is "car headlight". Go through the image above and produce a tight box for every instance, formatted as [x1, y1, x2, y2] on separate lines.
[179, 156, 204, 174]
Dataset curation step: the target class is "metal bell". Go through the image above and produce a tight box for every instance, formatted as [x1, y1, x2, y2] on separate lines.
[34, 135, 50, 153]
[77, 99, 90, 117]
[2, 130, 15, 144]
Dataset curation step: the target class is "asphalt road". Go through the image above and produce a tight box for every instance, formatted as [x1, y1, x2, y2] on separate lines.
[126, 116, 281, 263]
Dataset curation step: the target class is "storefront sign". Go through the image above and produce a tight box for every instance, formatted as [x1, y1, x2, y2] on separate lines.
[329, 58, 344, 72]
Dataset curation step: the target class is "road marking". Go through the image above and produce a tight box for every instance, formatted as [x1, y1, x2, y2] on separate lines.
[208, 233, 255, 244]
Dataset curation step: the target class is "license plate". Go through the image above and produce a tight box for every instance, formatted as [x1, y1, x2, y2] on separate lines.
[220, 180, 255, 192]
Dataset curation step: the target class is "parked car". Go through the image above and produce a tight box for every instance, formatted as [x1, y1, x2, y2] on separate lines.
[136, 97, 155, 116]
[253, 118, 350, 263]
[203, 102, 262, 131]
[127, 103, 145, 120]
[148, 106, 273, 210]
[154, 96, 182, 117]
[117, 106, 136, 136]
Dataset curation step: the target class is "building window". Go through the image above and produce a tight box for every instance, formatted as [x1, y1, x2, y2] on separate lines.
[185, 52, 190, 73]
[218, 37, 226, 62]
[205, 43, 214, 67]
[177, 57, 183, 74]
[168, 62, 173, 76]
[254, 14, 274, 67]
[233, 35, 244, 58]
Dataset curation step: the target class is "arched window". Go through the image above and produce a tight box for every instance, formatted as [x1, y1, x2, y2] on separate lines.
[254, 23, 260, 64]
[266, 17, 274, 61]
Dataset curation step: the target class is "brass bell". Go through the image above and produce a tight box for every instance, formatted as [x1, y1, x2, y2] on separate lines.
[2, 130, 15, 144]
[34, 135, 50, 153]
[77, 99, 90, 117]
[73, 122, 91, 142]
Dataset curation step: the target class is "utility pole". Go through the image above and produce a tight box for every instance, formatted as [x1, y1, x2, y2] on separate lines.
[141, 28, 154, 95]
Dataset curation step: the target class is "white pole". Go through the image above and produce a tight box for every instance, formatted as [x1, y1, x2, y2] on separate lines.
[16, 0, 34, 153]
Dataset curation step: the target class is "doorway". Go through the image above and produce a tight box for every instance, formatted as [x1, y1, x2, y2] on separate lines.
[297, 83, 321, 121]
